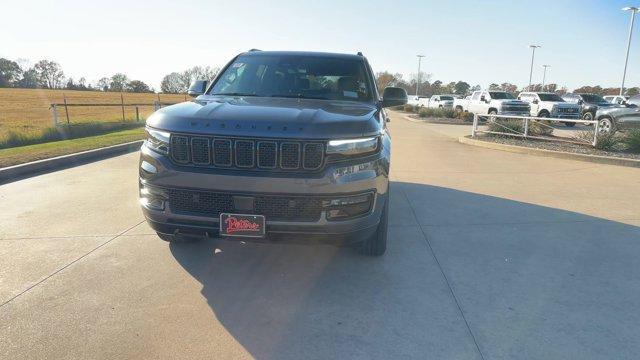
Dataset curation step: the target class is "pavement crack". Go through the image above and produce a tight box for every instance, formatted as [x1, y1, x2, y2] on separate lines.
[0, 220, 144, 309]
[399, 186, 486, 360]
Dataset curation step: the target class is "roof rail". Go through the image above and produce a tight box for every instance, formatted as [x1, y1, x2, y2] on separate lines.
[357, 51, 363, 56]
[248, 48, 261, 52]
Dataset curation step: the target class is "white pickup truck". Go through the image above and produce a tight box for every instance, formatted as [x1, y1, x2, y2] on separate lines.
[517, 92, 581, 127]
[427, 95, 455, 109]
[467, 90, 530, 116]
[454, 96, 471, 112]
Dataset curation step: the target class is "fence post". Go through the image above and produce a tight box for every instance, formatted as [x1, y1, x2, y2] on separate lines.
[63, 94, 70, 124]
[471, 114, 478, 137]
[524, 117, 529, 138]
[51, 104, 58, 126]
[120, 93, 126, 121]
[593, 120, 599, 147]
[136, 106, 140, 122]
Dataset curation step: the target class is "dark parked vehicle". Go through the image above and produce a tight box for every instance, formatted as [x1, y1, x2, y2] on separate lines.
[139, 50, 407, 256]
[595, 95, 640, 133]
[562, 93, 616, 121]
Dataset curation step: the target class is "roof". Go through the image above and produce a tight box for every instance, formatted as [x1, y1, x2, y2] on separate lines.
[238, 50, 364, 60]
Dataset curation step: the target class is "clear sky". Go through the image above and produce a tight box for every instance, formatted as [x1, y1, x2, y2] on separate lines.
[2, 0, 639, 91]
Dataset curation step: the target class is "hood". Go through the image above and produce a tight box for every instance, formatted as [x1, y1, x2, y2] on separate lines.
[597, 104, 638, 116]
[146, 96, 380, 139]
[493, 99, 528, 106]
[553, 102, 581, 108]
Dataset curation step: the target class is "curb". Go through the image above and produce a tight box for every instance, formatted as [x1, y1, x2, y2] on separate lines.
[402, 115, 471, 126]
[458, 136, 640, 168]
[0, 140, 144, 184]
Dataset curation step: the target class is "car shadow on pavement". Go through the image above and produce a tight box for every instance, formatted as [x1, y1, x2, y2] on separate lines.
[169, 181, 640, 360]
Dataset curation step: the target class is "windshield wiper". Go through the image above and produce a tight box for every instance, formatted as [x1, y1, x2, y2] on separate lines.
[212, 92, 259, 97]
[270, 94, 329, 100]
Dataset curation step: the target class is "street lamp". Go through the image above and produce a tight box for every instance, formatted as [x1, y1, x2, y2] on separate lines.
[416, 55, 425, 96]
[620, 7, 639, 96]
[528, 45, 541, 91]
[541, 65, 551, 91]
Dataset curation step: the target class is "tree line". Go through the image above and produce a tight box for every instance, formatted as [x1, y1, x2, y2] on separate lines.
[375, 71, 640, 97]
[2, 58, 636, 97]
[0, 58, 219, 94]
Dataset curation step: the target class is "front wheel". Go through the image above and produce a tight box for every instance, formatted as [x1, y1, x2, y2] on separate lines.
[598, 117, 615, 133]
[361, 197, 388, 256]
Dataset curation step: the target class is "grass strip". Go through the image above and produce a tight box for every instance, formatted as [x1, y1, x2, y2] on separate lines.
[0, 128, 145, 168]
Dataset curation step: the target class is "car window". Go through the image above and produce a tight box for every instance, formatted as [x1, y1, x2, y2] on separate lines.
[489, 92, 514, 99]
[628, 96, 640, 106]
[471, 92, 480, 100]
[209, 54, 373, 102]
[538, 93, 564, 102]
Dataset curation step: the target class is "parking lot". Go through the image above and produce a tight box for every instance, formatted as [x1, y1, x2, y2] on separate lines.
[2, 110, 640, 359]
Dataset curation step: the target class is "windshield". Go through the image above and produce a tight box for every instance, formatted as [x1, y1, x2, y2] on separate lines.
[489, 92, 515, 99]
[440, 96, 454, 100]
[538, 93, 564, 102]
[209, 55, 372, 102]
[580, 94, 607, 103]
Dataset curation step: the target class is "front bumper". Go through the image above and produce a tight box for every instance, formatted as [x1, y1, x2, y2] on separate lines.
[498, 110, 530, 116]
[138, 143, 389, 243]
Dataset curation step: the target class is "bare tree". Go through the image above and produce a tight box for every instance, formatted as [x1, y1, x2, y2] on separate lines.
[179, 66, 219, 90]
[161, 72, 184, 93]
[96, 77, 110, 91]
[33, 60, 65, 88]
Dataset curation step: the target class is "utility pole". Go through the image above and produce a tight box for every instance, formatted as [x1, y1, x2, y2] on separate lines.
[528, 45, 541, 91]
[620, 7, 639, 96]
[416, 55, 425, 96]
[541, 65, 551, 91]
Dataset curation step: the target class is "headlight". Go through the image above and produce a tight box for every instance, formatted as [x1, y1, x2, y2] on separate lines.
[326, 136, 379, 156]
[145, 127, 170, 155]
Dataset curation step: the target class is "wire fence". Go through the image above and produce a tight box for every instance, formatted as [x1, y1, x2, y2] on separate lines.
[49, 100, 180, 126]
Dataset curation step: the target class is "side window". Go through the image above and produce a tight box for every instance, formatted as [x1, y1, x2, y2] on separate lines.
[471, 92, 480, 101]
[482, 92, 490, 100]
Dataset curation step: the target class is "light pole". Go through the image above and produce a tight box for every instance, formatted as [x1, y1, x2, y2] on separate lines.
[528, 45, 541, 91]
[416, 55, 425, 96]
[541, 65, 551, 91]
[620, 7, 639, 96]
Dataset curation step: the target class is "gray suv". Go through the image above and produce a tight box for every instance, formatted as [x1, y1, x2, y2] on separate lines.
[595, 95, 640, 133]
[139, 50, 407, 256]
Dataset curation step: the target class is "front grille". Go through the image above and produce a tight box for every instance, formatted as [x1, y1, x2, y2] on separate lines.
[502, 105, 529, 112]
[167, 189, 324, 222]
[171, 135, 324, 172]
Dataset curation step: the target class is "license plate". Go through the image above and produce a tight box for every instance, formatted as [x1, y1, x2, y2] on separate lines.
[219, 213, 265, 238]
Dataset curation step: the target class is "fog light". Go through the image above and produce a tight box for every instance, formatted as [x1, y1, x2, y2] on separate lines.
[324, 193, 373, 220]
[140, 197, 165, 211]
[139, 183, 167, 211]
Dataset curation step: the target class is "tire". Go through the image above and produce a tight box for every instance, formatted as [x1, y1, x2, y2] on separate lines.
[361, 196, 388, 256]
[582, 112, 594, 121]
[488, 109, 498, 115]
[156, 232, 203, 243]
[455, 106, 463, 113]
[538, 110, 550, 118]
[598, 117, 615, 133]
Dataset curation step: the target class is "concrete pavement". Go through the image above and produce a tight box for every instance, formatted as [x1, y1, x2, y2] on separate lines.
[1, 110, 640, 359]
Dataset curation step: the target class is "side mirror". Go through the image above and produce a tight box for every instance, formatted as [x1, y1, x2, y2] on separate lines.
[381, 87, 408, 108]
[532, 99, 539, 104]
[480, 95, 486, 102]
[187, 80, 208, 97]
